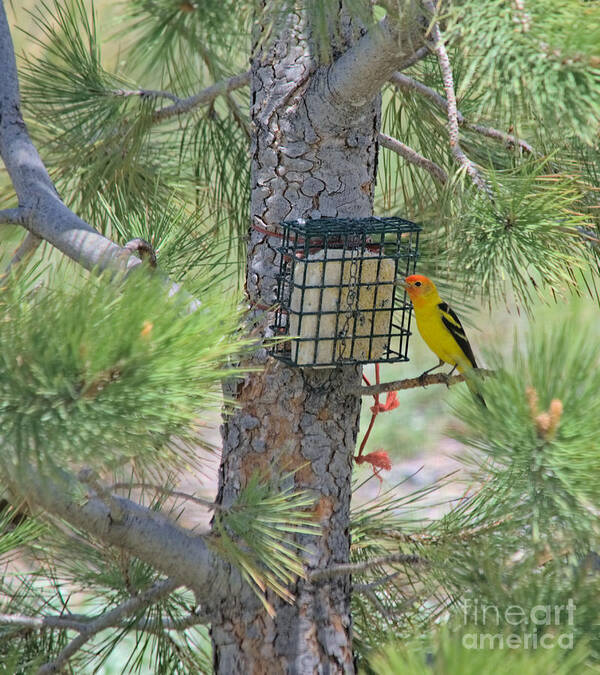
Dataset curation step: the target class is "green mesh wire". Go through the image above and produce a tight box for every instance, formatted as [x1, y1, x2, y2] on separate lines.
[272, 217, 420, 367]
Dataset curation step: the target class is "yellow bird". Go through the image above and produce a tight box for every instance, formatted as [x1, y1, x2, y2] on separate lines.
[400, 274, 485, 405]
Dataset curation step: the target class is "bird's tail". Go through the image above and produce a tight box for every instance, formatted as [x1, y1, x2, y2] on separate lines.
[458, 366, 486, 407]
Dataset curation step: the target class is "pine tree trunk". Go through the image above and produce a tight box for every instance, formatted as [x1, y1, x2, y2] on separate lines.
[213, 6, 380, 673]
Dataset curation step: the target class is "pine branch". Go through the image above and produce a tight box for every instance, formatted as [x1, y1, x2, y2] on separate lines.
[1, 231, 41, 276]
[379, 132, 448, 184]
[390, 70, 448, 110]
[37, 578, 179, 674]
[110, 87, 181, 102]
[397, 44, 430, 70]
[195, 46, 251, 139]
[134, 607, 210, 633]
[370, 516, 511, 546]
[110, 482, 218, 511]
[389, 72, 534, 154]
[326, 13, 425, 107]
[423, 0, 491, 195]
[0, 1, 139, 275]
[0, 604, 208, 637]
[10, 468, 234, 609]
[0, 207, 24, 224]
[152, 70, 251, 123]
[309, 553, 428, 582]
[468, 122, 533, 154]
[0, 2, 203, 312]
[352, 571, 402, 593]
[0, 613, 87, 632]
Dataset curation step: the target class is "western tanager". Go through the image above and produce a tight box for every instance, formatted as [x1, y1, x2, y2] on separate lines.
[399, 274, 485, 405]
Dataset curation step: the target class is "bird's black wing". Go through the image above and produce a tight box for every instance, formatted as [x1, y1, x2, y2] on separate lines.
[437, 302, 478, 369]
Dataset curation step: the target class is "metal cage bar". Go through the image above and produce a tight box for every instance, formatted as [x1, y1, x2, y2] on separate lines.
[272, 217, 420, 367]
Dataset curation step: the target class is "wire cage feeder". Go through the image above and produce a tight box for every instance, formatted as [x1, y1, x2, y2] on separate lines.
[272, 217, 420, 367]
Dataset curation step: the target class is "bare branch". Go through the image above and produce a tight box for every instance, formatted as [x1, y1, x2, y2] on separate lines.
[326, 12, 425, 107]
[467, 122, 533, 154]
[423, 1, 491, 195]
[358, 371, 465, 395]
[358, 368, 493, 396]
[397, 44, 430, 71]
[0, 206, 25, 224]
[135, 607, 210, 632]
[1, 231, 41, 276]
[10, 468, 234, 608]
[379, 132, 448, 184]
[389, 72, 534, 154]
[196, 46, 251, 139]
[373, 516, 511, 545]
[0, 613, 87, 632]
[111, 87, 180, 102]
[37, 578, 179, 674]
[152, 71, 251, 123]
[0, 3, 139, 275]
[110, 482, 218, 511]
[0, 604, 209, 641]
[67, 68, 249, 128]
[353, 571, 402, 593]
[309, 553, 427, 582]
[390, 70, 449, 110]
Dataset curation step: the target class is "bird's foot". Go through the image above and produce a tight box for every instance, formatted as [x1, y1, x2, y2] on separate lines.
[418, 360, 445, 387]
[418, 371, 430, 387]
[442, 366, 457, 388]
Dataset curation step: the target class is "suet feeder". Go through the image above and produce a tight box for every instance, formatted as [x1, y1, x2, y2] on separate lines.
[272, 217, 420, 367]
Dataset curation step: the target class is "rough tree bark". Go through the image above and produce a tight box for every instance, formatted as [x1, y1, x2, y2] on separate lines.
[213, 4, 422, 672]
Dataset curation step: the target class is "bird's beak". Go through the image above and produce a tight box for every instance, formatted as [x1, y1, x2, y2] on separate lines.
[397, 279, 410, 291]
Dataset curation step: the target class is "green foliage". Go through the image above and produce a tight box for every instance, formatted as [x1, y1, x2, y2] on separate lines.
[42, 496, 180, 600]
[351, 303, 600, 669]
[350, 477, 453, 659]
[0, 503, 46, 561]
[0, 565, 212, 675]
[446, 160, 593, 308]
[427, 306, 600, 660]
[77, 589, 212, 674]
[18, 0, 177, 229]
[17, 0, 251, 250]
[4, 0, 600, 671]
[98, 188, 239, 287]
[350, 475, 514, 664]
[97, 623, 212, 675]
[0, 633, 65, 675]
[119, 0, 253, 81]
[456, 306, 600, 517]
[0, 486, 211, 674]
[379, 6, 600, 310]
[367, 625, 592, 674]
[0, 575, 71, 674]
[379, 79, 449, 217]
[0, 269, 249, 474]
[0, 474, 320, 671]
[445, 0, 600, 144]
[183, 110, 250, 259]
[211, 474, 319, 608]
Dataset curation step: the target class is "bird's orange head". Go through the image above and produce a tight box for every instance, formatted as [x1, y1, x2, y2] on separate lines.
[400, 274, 440, 307]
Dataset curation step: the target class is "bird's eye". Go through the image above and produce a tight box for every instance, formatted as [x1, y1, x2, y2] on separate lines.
[415, 281, 422, 287]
